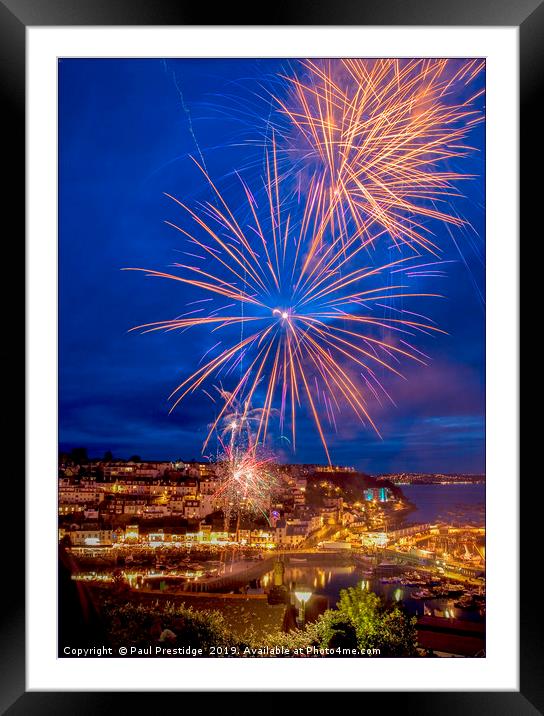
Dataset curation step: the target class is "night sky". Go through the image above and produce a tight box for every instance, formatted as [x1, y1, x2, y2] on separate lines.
[59, 58, 485, 473]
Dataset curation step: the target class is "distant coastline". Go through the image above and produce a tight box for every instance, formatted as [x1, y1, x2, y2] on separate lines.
[376, 473, 485, 486]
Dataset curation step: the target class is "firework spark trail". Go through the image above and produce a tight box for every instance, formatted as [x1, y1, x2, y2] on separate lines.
[125, 138, 445, 462]
[210, 388, 272, 448]
[267, 58, 484, 256]
[213, 437, 277, 530]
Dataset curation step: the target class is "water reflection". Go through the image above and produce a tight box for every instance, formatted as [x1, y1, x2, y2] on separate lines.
[266, 564, 356, 592]
[261, 561, 483, 622]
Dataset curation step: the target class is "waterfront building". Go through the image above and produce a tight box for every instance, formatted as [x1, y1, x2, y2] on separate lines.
[66, 529, 114, 546]
[124, 524, 139, 541]
[364, 487, 391, 503]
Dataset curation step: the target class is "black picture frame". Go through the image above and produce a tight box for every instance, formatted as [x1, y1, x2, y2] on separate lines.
[6, 0, 530, 711]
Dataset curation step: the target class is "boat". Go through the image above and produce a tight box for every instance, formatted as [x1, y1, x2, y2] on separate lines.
[412, 589, 433, 599]
[443, 584, 464, 596]
[454, 595, 477, 610]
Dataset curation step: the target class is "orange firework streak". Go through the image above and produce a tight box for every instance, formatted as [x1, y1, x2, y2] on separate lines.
[124, 138, 446, 463]
[272, 58, 484, 257]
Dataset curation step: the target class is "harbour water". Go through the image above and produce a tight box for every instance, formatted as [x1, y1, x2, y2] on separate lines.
[74, 485, 485, 624]
[400, 483, 485, 526]
[257, 483, 486, 621]
[260, 560, 483, 623]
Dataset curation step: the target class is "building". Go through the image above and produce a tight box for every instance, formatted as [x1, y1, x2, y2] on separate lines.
[321, 496, 343, 524]
[176, 479, 199, 497]
[142, 505, 171, 519]
[183, 498, 202, 520]
[274, 519, 309, 548]
[360, 531, 389, 548]
[293, 484, 306, 506]
[199, 477, 220, 495]
[58, 483, 103, 505]
[66, 529, 114, 546]
[238, 529, 275, 547]
[360, 523, 432, 547]
[101, 461, 170, 481]
[184, 461, 215, 480]
[387, 523, 432, 543]
[99, 494, 147, 516]
[124, 524, 139, 541]
[364, 487, 391, 503]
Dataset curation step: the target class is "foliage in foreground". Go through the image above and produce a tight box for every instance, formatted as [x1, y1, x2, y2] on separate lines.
[267, 588, 418, 657]
[101, 586, 418, 657]
[102, 599, 245, 655]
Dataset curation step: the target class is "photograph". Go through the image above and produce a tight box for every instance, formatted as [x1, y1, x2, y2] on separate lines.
[58, 56, 486, 660]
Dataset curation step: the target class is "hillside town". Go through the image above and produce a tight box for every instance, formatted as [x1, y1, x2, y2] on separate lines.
[58, 453, 485, 657]
[59, 455, 404, 550]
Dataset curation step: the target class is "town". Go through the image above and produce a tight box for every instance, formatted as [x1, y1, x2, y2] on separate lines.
[377, 473, 485, 485]
[59, 453, 485, 657]
[59, 455, 406, 549]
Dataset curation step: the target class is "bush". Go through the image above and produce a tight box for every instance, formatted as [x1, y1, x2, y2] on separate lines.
[334, 587, 417, 656]
[264, 587, 418, 657]
[100, 585, 418, 657]
[102, 600, 244, 655]
[316, 611, 359, 651]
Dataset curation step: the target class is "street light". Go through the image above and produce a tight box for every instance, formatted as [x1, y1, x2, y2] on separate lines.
[295, 587, 312, 627]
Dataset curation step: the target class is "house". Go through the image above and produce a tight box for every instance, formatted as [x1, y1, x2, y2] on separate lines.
[99, 494, 147, 516]
[274, 519, 308, 548]
[183, 498, 202, 520]
[142, 505, 171, 519]
[66, 529, 114, 546]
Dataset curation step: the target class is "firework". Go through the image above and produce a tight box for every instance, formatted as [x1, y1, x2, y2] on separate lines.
[270, 58, 484, 255]
[210, 387, 273, 448]
[124, 139, 444, 463]
[213, 440, 276, 532]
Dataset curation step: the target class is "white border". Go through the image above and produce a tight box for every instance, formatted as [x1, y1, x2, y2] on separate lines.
[27, 27, 519, 691]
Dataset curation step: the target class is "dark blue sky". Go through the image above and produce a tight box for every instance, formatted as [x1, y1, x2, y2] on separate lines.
[59, 58, 485, 473]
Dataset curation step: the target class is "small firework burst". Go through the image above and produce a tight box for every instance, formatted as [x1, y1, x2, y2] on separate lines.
[212, 438, 277, 533]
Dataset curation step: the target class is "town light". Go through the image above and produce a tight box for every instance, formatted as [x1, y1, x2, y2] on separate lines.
[295, 589, 312, 604]
[295, 587, 312, 627]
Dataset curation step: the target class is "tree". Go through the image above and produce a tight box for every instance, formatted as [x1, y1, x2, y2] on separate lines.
[103, 450, 113, 462]
[268, 587, 419, 657]
[317, 610, 359, 652]
[377, 604, 419, 657]
[334, 587, 418, 657]
[128, 455, 142, 463]
[70, 447, 88, 465]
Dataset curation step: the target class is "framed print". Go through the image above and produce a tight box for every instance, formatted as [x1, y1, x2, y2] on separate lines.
[8, 0, 532, 710]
